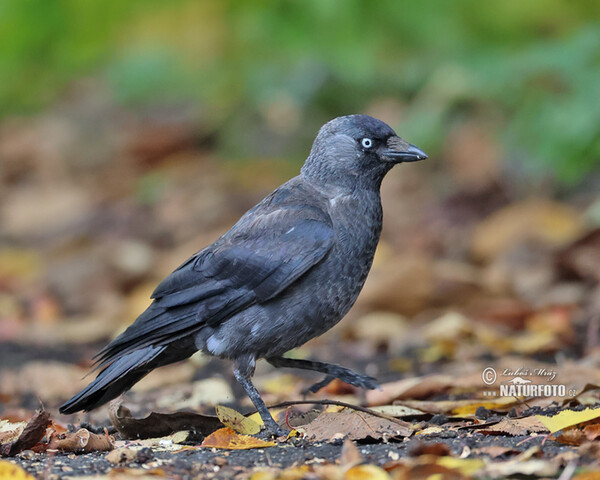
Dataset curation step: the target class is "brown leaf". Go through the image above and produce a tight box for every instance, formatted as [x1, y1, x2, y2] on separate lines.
[472, 199, 584, 262]
[474, 446, 520, 458]
[409, 442, 451, 457]
[1, 409, 51, 456]
[297, 409, 410, 442]
[47, 428, 113, 453]
[584, 423, 600, 441]
[479, 416, 548, 436]
[557, 228, 600, 282]
[339, 438, 363, 469]
[105, 447, 141, 464]
[366, 375, 452, 406]
[109, 401, 223, 440]
[555, 429, 585, 446]
[200, 428, 276, 449]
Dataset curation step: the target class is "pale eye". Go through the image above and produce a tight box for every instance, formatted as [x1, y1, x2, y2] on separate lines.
[361, 138, 373, 149]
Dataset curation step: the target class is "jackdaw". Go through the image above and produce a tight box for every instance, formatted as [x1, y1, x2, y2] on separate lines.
[59, 114, 427, 436]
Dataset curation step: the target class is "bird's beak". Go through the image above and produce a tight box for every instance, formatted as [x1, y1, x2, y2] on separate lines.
[382, 136, 428, 163]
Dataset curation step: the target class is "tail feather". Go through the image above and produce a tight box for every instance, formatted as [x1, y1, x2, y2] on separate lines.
[59, 344, 190, 414]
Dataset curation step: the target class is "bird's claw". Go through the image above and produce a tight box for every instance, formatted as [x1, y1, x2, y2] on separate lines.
[258, 420, 289, 439]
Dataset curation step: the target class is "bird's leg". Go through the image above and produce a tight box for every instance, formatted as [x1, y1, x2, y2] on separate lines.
[233, 356, 288, 437]
[266, 356, 379, 395]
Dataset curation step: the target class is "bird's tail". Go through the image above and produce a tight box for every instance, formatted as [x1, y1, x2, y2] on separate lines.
[59, 344, 194, 414]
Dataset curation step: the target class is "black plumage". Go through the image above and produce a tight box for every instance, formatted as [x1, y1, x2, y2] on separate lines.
[60, 114, 427, 435]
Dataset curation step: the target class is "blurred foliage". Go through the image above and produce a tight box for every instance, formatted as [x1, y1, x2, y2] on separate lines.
[0, 0, 599, 182]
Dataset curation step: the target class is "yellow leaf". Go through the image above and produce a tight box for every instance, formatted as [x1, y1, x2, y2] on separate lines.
[345, 464, 391, 480]
[451, 397, 517, 415]
[537, 407, 600, 434]
[201, 427, 276, 449]
[247, 408, 285, 427]
[215, 405, 261, 435]
[0, 461, 36, 480]
[249, 471, 277, 480]
[574, 471, 600, 480]
[436, 457, 486, 476]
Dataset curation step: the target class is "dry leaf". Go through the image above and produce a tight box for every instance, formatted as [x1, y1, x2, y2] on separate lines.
[200, 428, 276, 449]
[0, 421, 26, 446]
[215, 405, 261, 435]
[584, 423, 600, 441]
[435, 457, 486, 476]
[474, 446, 520, 458]
[0, 460, 35, 479]
[479, 416, 548, 436]
[557, 228, 600, 282]
[108, 401, 222, 440]
[409, 442, 451, 457]
[368, 405, 425, 417]
[366, 375, 452, 406]
[537, 407, 600, 434]
[482, 459, 558, 478]
[471, 199, 584, 262]
[47, 428, 113, 453]
[555, 429, 585, 446]
[339, 438, 363, 469]
[345, 464, 390, 480]
[1, 409, 51, 456]
[297, 409, 410, 442]
[394, 397, 515, 416]
[105, 447, 139, 464]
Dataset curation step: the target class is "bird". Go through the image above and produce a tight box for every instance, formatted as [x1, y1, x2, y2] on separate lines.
[59, 114, 427, 436]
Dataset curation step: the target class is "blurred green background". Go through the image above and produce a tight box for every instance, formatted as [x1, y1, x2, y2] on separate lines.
[1, 0, 599, 183]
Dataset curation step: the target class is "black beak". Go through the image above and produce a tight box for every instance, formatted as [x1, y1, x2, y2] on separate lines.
[383, 137, 428, 163]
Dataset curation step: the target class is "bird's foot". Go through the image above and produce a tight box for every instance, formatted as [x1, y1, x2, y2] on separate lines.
[303, 367, 379, 396]
[258, 419, 289, 439]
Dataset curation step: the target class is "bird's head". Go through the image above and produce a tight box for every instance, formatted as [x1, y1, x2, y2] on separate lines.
[302, 114, 427, 189]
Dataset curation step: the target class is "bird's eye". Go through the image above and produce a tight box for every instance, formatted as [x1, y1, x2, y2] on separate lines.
[361, 138, 373, 149]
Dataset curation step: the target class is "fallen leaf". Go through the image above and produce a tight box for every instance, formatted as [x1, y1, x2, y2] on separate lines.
[409, 442, 451, 457]
[395, 397, 516, 416]
[339, 438, 363, 469]
[474, 445, 520, 458]
[105, 447, 139, 464]
[47, 428, 113, 453]
[0, 421, 26, 446]
[479, 416, 548, 436]
[367, 405, 425, 417]
[296, 409, 410, 442]
[482, 459, 558, 477]
[574, 469, 600, 480]
[345, 464, 390, 480]
[366, 375, 452, 406]
[215, 405, 261, 435]
[471, 199, 584, 262]
[435, 457, 486, 476]
[537, 407, 600, 434]
[555, 429, 585, 446]
[0, 460, 35, 479]
[1, 409, 51, 456]
[558, 228, 600, 282]
[584, 423, 600, 441]
[200, 428, 276, 449]
[108, 401, 223, 440]
[450, 398, 518, 416]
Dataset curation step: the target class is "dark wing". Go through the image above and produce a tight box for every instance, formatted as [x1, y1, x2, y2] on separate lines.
[94, 204, 334, 366]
